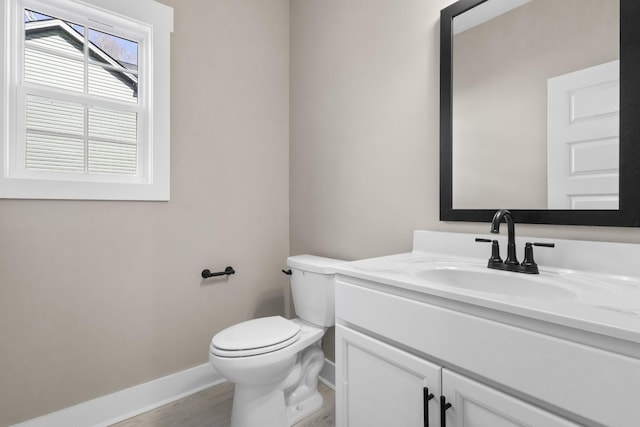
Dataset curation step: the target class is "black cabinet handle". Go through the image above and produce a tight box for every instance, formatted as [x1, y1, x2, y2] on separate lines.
[440, 396, 452, 427]
[423, 387, 435, 426]
[424, 388, 435, 426]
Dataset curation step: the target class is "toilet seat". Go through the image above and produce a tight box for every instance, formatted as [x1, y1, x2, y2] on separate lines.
[211, 316, 301, 357]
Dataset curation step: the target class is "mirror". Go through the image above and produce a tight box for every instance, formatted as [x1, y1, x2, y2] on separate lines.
[440, 0, 640, 226]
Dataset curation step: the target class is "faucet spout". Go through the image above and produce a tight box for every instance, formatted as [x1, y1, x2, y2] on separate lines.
[490, 209, 518, 266]
[490, 209, 514, 237]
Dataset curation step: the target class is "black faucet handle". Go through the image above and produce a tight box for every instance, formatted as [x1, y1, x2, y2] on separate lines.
[476, 237, 503, 266]
[520, 242, 555, 274]
[532, 242, 555, 248]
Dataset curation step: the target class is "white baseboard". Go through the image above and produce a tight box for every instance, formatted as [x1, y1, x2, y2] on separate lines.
[12, 364, 224, 427]
[319, 358, 335, 390]
[13, 358, 336, 427]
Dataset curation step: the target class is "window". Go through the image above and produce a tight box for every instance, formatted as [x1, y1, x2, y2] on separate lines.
[0, 0, 173, 200]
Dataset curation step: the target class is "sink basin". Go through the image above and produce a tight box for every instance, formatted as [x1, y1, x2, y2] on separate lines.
[414, 266, 579, 300]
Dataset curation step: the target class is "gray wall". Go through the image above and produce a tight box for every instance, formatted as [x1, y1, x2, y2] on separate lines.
[0, 0, 290, 424]
[290, 0, 449, 261]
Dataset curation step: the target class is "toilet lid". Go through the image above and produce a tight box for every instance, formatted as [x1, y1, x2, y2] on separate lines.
[211, 316, 301, 357]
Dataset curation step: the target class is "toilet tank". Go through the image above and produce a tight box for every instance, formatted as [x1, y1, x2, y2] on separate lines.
[287, 255, 345, 327]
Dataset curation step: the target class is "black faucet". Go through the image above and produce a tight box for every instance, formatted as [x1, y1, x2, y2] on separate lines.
[475, 209, 555, 274]
[490, 209, 519, 268]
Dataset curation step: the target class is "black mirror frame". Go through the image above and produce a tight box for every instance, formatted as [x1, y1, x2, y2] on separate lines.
[440, 0, 640, 226]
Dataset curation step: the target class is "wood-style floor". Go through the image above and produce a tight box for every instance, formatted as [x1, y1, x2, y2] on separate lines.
[111, 382, 335, 427]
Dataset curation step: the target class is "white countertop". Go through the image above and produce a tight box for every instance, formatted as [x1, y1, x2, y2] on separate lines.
[333, 231, 640, 345]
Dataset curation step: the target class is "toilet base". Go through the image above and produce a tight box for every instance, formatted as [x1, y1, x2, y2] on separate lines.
[286, 390, 323, 426]
[283, 339, 325, 425]
[230, 383, 288, 427]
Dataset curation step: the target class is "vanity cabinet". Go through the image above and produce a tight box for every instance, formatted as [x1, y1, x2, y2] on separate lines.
[335, 275, 640, 427]
[337, 325, 577, 427]
[336, 325, 441, 427]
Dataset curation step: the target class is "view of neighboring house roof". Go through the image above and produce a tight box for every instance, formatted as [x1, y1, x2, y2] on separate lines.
[25, 18, 138, 89]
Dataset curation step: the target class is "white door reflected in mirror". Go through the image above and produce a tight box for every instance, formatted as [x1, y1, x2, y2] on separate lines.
[547, 61, 619, 209]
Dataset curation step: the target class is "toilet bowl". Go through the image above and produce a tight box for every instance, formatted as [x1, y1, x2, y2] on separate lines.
[209, 255, 344, 427]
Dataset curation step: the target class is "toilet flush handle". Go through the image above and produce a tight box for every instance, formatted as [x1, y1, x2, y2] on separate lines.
[282, 269, 292, 275]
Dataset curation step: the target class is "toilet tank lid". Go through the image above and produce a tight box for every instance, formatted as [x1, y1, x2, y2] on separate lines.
[287, 254, 346, 274]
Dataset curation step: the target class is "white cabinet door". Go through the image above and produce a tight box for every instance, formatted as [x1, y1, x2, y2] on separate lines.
[441, 369, 579, 427]
[336, 325, 442, 427]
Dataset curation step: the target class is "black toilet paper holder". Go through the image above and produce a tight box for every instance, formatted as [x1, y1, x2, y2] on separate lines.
[201, 266, 235, 279]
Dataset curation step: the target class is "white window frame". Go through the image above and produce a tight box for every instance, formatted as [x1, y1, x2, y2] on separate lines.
[0, 0, 173, 200]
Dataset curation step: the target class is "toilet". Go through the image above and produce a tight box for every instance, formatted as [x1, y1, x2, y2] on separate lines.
[209, 255, 344, 427]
